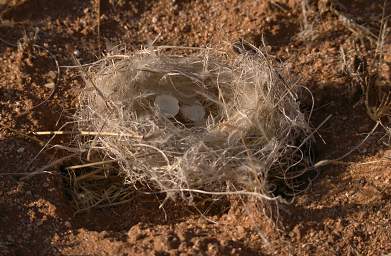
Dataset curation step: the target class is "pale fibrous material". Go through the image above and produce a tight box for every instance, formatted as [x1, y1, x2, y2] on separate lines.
[76, 45, 312, 204]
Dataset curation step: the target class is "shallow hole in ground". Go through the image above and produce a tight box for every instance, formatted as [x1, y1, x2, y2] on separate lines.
[59, 162, 231, 232]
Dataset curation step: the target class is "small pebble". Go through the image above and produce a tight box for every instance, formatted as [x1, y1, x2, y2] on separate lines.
[64, 221, 72, 229]
[73, 49, 81, 57]
[44, 82, 55, 89]
[183, 24, 191, 33]
[48, 71, 56, 80]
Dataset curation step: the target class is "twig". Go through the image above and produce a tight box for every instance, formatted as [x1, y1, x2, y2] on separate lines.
[0, 153, 78, 178]
[294, 114, 333, 153]
[33, 130, 142, 138]
[73, 197, 134, 215]
[96, 0, 101, 52]
[313, 121, 381, 168]
[147, 188, 281, 202]
[67, 160, 117, 170]
[330, 0, 378, 43]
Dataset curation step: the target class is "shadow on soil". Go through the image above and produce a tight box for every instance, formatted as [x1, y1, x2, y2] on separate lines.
[1, 0, 87, 21]
[280, 81, 388, 235]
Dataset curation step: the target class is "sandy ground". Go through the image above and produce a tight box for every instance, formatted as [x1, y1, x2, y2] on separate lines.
[0, 0, 390, 255]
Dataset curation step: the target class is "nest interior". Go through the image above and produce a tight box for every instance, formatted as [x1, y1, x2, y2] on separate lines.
[72, 46, 313, 211]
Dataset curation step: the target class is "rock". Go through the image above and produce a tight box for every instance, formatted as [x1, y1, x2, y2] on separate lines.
[73, 49, 81, 57]
[48, 71, 56, 80]
[166, 233, 180, 250]
[182, 24, 191, 33]
[291, 225, 302, 240]
[44, 82, 55, 89]
[64, 221, 72, 229]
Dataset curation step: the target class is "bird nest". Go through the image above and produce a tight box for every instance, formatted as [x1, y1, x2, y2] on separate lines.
[71, 45, 313, 212]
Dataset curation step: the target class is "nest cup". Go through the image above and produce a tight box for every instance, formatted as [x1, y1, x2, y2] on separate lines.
[76, 46, 312, 206]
